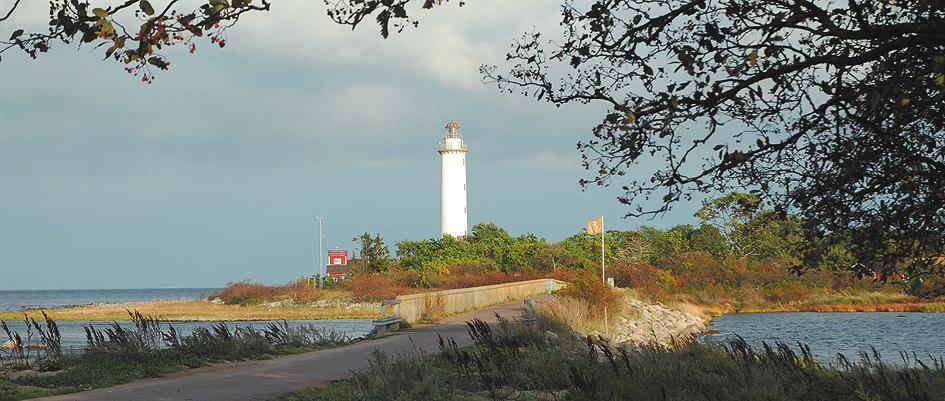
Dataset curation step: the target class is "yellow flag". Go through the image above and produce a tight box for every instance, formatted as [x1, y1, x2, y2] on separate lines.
[587, 216, 603, 235]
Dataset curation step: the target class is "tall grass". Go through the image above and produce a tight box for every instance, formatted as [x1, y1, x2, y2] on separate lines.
[1, 311, 62, 371]
[84, 310, 163, 356]
[1, 311, 357, 398]
[287, 314, 945, 401]
[556, 273, 624, 318]
[537, 297, 604, 334]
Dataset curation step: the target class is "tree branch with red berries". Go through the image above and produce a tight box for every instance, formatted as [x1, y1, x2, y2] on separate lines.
[326, 0, 463, 39]
[1, 0, 270, 83]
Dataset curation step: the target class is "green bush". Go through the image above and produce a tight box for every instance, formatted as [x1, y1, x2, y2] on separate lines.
[0, 377, 15, 401]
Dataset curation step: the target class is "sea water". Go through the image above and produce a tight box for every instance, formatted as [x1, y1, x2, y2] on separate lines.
[705, 312, 945, 364]
[0, 288, 218, 312]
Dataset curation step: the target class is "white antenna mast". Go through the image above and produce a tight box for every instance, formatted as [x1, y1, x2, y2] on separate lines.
[316, 215, 325, 288]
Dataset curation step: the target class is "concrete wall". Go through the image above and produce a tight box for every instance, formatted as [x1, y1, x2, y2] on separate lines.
[394, 279, 567, 323]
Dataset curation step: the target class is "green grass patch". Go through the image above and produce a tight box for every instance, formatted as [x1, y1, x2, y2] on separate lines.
[277, 381, 359, 401]
[921, 303, 945, 313]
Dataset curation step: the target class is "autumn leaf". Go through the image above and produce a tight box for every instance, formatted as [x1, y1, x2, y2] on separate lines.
[626, 111, 637, 124]
[147, 56, 169, 69]
[901, 98, 911, 106]
[140, 0, 155, 16]
[92, 8, 109, 17]
[749, 49, 758, 67]
[935, 75, 945, 87]
[96, 19, 115, 37]
[105, 39, 122, 59]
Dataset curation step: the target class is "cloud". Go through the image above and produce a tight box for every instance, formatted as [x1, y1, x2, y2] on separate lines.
[347, 157, 414, 169]
[233, 0, 561, 91]
[312, 84, 411, 135]
[503, 151, 580, 172]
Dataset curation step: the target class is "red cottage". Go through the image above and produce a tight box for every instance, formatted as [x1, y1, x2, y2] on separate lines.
[326, 250, 350, 279]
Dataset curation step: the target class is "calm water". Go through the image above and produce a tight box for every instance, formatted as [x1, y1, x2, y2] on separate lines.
[0, 288, 374, 352]
[705, 312, 945, 364]
[0, 288, 219, 312]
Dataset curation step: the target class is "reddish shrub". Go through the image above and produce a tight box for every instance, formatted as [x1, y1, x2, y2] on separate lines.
[210, 281, 292, 305]
[662, 251, 733, 291]
[547, 268, 581, 283]
[557, 272, 623, 318]
[288, 280, 324, 304]
[348, 274, 413, 302]
[623, 263, 679, 301]
[768, 281, 815, 304]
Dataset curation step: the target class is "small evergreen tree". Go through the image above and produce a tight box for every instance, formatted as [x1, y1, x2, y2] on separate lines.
[354, 232, 390, 273]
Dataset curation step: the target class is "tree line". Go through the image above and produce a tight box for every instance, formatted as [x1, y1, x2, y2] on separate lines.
[351, 192, 942, 299]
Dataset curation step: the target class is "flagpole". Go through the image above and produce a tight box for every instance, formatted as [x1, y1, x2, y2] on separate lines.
[600, 215, 605, 283]
[601, 216, 608, 335]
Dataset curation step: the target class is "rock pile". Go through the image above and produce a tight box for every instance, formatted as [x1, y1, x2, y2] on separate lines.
[610, 298, 706, 346]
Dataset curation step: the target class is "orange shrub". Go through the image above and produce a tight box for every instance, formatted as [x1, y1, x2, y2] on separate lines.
[663, 251, 733, 291]
[210, 281, 292, 305]
[623, 263, 678, 301]
[547, 268, 581, 283]
[557, 272, 623, 318]
[437, 264, 545, 289]
[348, 274, 413, 302]
[767, 281, 816, 304]
[288, 280, 324, 304]
[732, 258, 788, 288]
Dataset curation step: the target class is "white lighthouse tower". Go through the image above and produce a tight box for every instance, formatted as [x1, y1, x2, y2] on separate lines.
[439, 120, 468, 238]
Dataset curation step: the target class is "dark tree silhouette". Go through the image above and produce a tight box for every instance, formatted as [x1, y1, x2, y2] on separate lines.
[327, 0, 463, 39]
[332, 0, 945, 293]
[1, 0, 270, 82]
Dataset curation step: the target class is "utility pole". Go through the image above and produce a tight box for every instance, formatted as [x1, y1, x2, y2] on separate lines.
[316, 215, 325, 288]
[600, 215, 606, 283]
[322, 236, 331, 285]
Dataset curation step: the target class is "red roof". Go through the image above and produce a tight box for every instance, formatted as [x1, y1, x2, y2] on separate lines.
[445, 121, 460, 129]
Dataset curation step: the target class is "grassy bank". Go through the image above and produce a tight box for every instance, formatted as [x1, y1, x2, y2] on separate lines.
[6, 270, 940, 323]
[662, 290, 945, 319]
[6, 288, 937, 323]
[0, 300, 378, 322]
[278, 314, 945, 401]
[0, 312, 356, 401]
[726, 301, 945, 314]
[0, 270, 557, 322]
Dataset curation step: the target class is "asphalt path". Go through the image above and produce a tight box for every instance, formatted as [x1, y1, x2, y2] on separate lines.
[37, 300, 530, 401]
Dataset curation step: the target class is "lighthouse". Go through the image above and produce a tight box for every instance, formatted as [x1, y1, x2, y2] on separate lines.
[439, 120, 468, 238]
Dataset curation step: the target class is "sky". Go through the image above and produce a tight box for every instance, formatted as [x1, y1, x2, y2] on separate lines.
[0, 0, 702, 290]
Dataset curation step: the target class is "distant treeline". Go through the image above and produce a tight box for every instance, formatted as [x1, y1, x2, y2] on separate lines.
[354, 193, 808, 273]
[345, 193, 941, 303]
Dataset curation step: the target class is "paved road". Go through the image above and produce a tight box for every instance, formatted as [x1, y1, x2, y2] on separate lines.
[38, 301, 530, 401]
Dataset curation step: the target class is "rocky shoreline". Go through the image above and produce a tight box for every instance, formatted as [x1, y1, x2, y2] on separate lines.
[610, 297, 708, 346]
